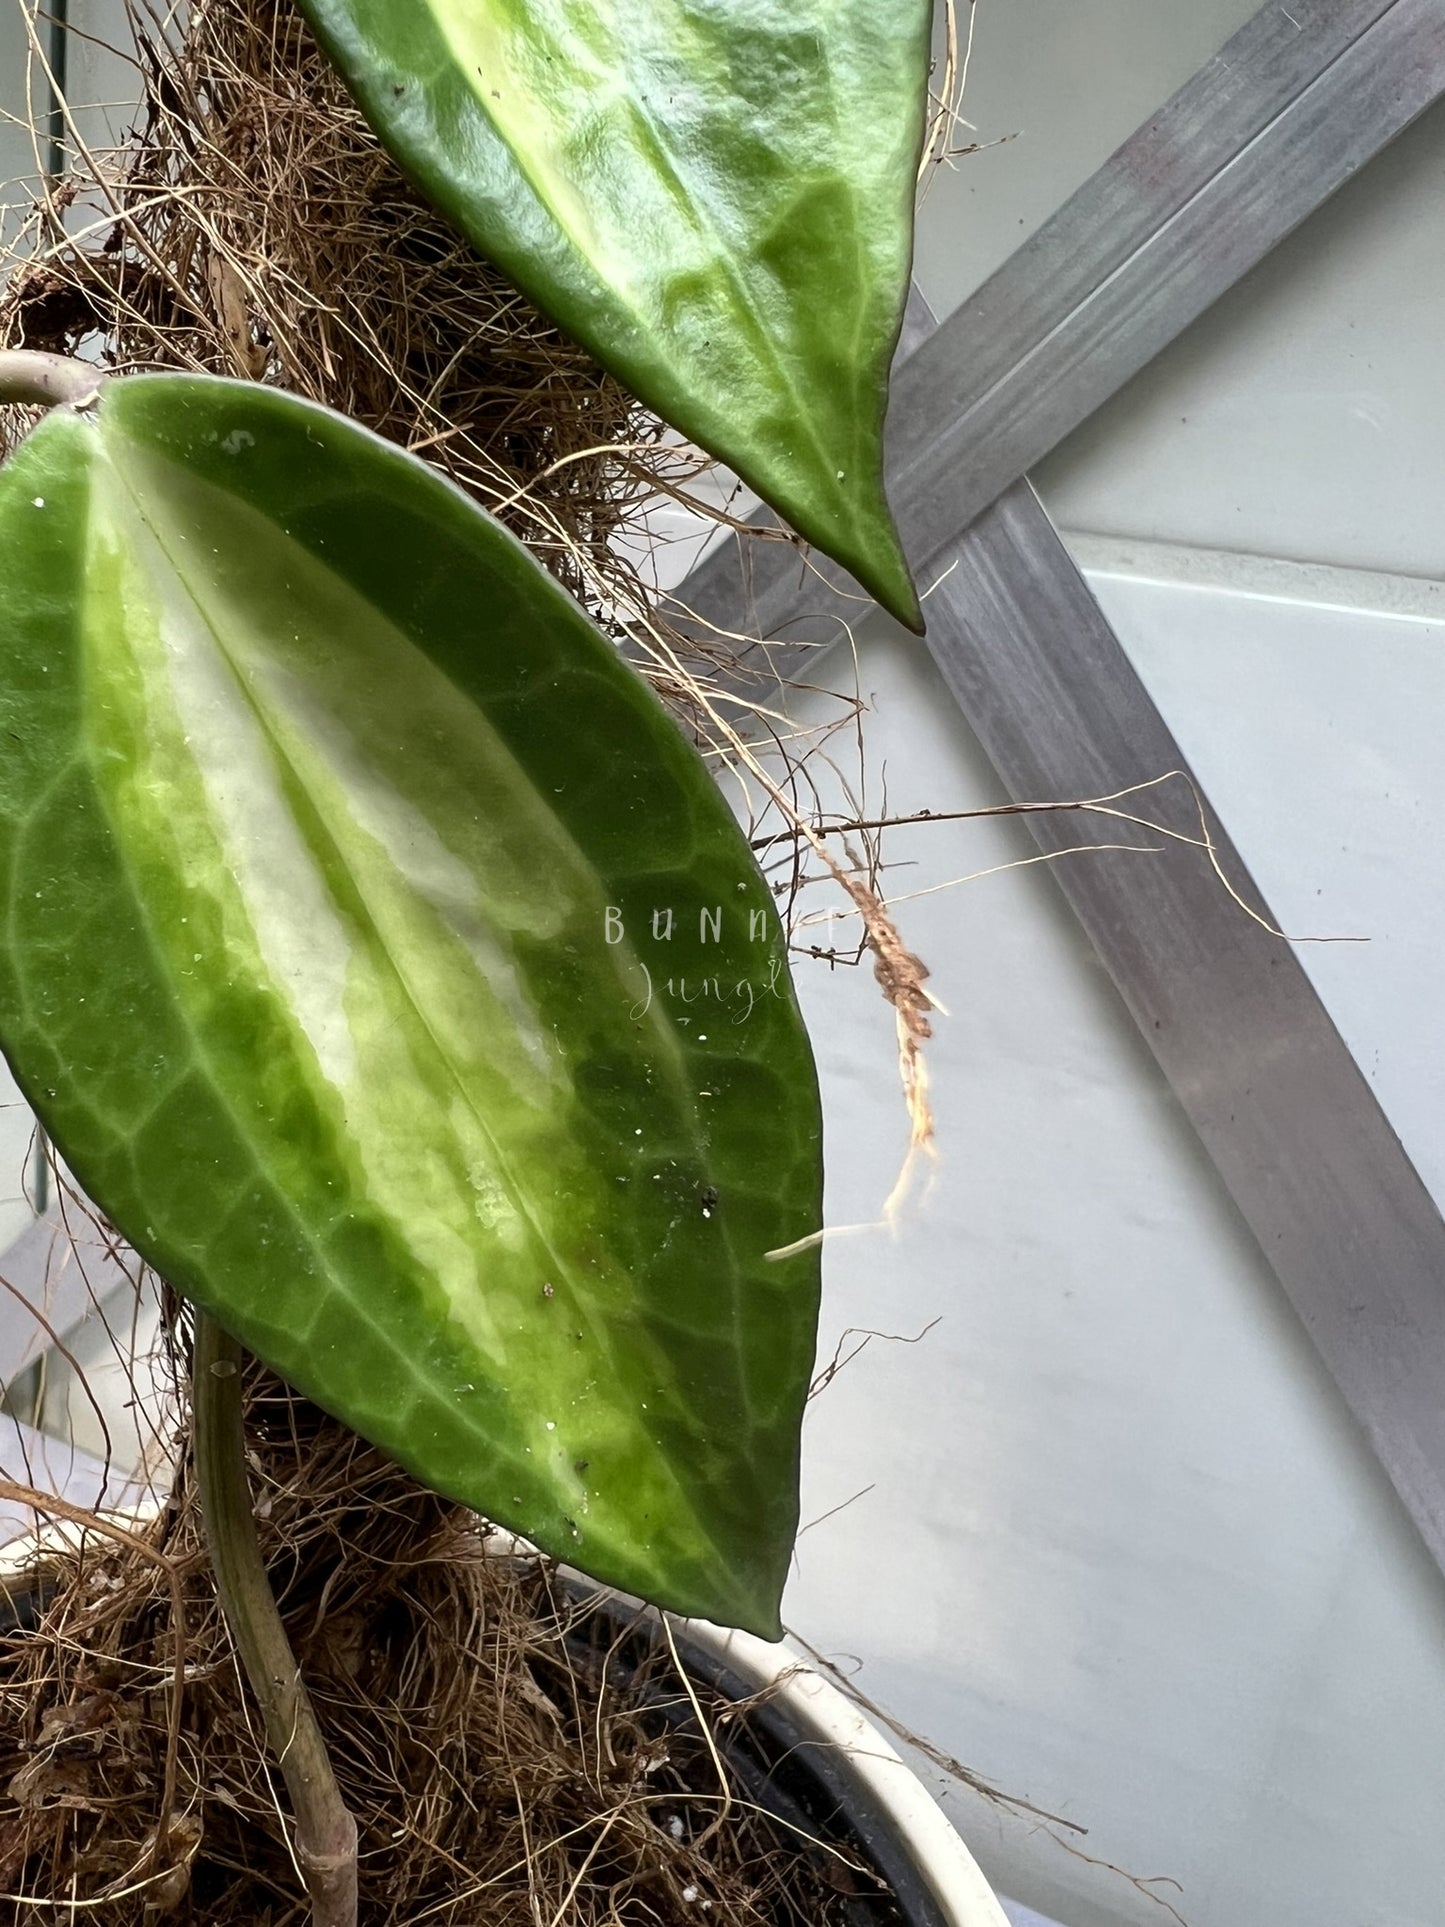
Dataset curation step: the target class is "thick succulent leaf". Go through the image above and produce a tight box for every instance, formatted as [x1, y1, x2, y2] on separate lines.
[0, 377, 823, 1635]
[295, 0, 931, 632]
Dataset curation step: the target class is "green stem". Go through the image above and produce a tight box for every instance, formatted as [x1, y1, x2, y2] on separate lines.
[0, 348, 104, 410]
[192, 1314, 359, 1927]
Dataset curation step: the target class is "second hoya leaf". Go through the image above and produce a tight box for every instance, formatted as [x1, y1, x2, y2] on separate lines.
[296, 0, 932, 630]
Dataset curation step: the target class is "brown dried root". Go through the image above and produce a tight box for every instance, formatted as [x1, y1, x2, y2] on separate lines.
[0, 1310, 905, 1926]
[838, 871, 939, 1213]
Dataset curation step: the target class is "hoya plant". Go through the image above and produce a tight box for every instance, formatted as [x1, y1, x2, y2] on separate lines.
[0, 4, 929, 1917]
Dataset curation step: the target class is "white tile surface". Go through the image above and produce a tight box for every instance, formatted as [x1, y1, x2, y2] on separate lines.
[0, 1059, 36, 1259]
[910, 3, 1445, 590]
[1001, 1906, 1068, 1927]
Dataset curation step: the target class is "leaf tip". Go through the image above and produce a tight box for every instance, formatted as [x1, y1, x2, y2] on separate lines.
[836, 504, 925, 638]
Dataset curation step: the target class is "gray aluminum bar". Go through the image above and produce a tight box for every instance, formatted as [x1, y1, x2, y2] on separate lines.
[920, 479, 1445, 1569]
[675, 0, 1445, 651]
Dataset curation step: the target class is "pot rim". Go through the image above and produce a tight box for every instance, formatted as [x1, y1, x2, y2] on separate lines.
[683, 1618, 1010, 1927]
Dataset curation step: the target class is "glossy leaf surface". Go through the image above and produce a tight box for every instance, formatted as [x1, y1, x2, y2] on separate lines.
[0, 377, 823, 1634]
[296, 0, 931, 631]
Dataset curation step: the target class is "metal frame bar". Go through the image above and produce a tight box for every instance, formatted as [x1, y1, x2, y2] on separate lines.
[673, 0, 1445, 1571]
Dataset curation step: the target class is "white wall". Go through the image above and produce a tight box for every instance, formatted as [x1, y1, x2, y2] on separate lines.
[1037, 100, 1445, 585]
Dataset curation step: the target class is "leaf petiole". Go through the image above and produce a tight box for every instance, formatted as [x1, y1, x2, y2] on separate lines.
[192, 1312, 360, 1927]
[0, 348, 105, 412]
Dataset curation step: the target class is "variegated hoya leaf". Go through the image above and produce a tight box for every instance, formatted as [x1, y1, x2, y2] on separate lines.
[295, 0, 932, 632]
[0, 376, 823, 1635]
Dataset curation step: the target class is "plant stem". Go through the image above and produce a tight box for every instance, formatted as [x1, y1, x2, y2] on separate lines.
[192, 1313, 359, 1927]
[0, 348, 104, 410]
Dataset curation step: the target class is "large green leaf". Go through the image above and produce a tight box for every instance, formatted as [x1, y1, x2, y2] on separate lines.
[0, 376, 822, 1635]
[295, 0, 931, 632]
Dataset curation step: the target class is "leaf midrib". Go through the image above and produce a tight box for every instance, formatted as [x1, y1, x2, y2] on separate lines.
[95, 427, 743, 1576]
[422, 0, 861, 511]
